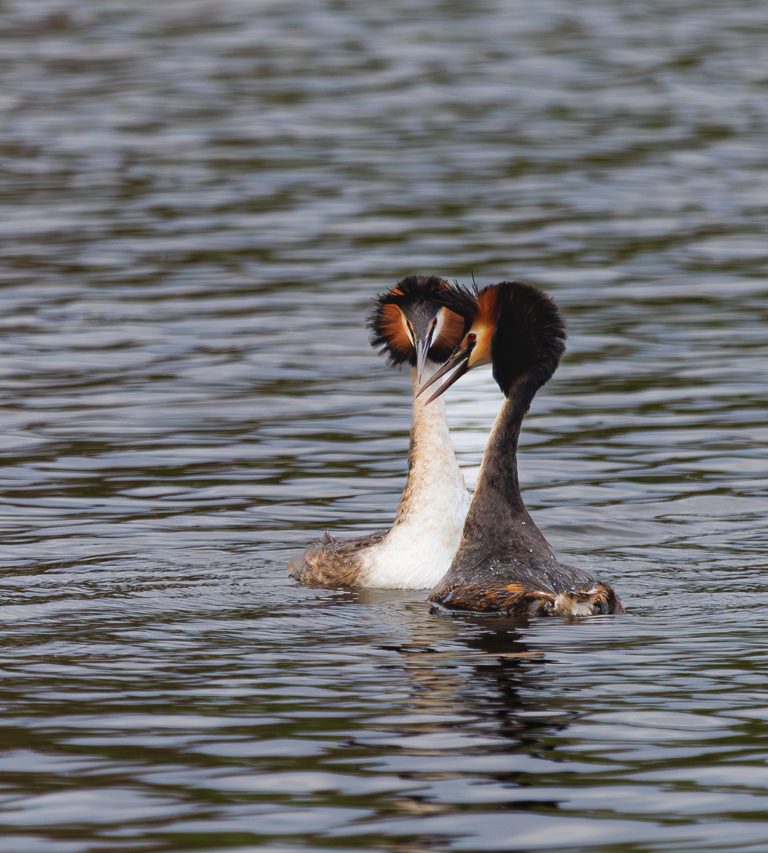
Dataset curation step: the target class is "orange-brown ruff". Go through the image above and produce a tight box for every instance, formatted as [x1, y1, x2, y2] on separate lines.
[423, 281, 623, 618]
[372, 280, 467, 368]
[290, 276, 475, 590]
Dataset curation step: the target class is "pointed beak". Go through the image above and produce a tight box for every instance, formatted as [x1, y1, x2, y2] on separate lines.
[415, 326, 435, 384]
[416, 337, 475, 404]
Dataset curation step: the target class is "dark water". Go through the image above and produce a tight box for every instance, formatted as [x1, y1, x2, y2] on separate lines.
[1, 0, 767, 850]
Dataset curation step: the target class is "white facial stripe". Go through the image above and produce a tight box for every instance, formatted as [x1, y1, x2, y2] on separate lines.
[402, 312, 415, 347]
[432, 310, 445, 341]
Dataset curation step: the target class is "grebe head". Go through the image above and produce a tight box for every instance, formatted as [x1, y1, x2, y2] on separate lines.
[419, 281, 566, 401]
[368, 276, 476, 382]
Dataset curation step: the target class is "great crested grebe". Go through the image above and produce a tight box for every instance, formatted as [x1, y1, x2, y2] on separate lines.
[420, 281, 623, 617]
[289, 276, 475, 589]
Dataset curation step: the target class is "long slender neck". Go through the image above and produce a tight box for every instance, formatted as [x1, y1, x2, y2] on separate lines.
[461, 378, 554, 555]
[392, 361, 467, 528]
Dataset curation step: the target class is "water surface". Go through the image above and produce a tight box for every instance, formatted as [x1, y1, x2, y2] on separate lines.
[1, 0, 767, 850]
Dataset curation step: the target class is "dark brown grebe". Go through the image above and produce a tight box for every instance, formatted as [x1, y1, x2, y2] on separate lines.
[419, 281, 623, 617]
[289, 276, 475, 589]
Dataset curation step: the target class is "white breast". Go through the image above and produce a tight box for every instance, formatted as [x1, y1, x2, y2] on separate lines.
[359, 492, 469, 589]
[359, 363, 470, 589]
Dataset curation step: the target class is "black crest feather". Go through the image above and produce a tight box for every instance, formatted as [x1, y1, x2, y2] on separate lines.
[489, 281, 566, 395]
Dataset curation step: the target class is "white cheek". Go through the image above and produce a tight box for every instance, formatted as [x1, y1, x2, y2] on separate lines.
[469, 330, 492, 368]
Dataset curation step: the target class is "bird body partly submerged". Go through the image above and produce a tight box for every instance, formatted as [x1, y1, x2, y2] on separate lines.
[428, 397, 621, 616]
[291, 362, 469, 589]
[423, 281, 623, 618]
[290, 276, 474, 590]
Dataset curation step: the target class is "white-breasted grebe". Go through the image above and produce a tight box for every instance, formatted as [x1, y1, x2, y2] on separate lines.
[290, 276, 475, 589]
[419, 281, 623, 617]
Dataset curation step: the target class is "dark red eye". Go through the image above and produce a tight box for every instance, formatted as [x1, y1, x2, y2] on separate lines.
[467, 332, 477, 344]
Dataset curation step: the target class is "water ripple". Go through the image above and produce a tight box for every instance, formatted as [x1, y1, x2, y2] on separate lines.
[1, 0, 767, 850]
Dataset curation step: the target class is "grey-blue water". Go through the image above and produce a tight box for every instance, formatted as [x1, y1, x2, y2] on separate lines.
[1, 1, 767, 850]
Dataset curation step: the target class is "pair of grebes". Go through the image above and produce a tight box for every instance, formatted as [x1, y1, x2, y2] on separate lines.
[291, 276, 622, 617]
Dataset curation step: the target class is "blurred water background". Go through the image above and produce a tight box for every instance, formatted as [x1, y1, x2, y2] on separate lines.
[1, 0, 767, 850]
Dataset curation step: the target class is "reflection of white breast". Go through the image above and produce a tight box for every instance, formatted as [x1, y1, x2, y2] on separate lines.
[359, 363, 470, 589]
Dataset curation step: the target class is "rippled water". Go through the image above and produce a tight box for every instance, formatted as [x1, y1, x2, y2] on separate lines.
[1, 0, 767, 850]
